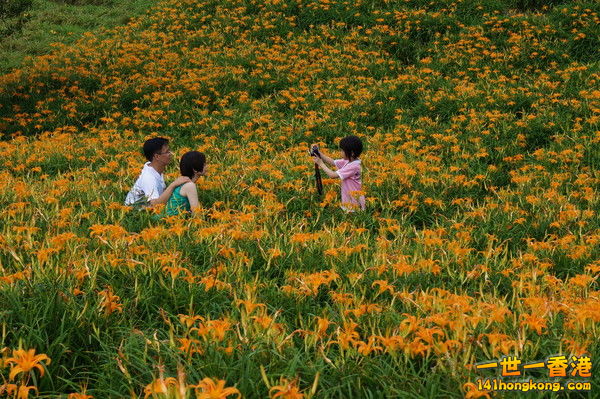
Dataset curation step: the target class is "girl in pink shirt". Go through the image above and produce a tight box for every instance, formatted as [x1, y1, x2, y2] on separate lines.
[311, 135, 366, 212]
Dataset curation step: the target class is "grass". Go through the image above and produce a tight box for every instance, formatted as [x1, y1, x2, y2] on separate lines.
[0, 0, 158, 75]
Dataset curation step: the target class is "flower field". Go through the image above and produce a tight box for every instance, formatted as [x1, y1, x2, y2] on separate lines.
[0, 0, 599, 397]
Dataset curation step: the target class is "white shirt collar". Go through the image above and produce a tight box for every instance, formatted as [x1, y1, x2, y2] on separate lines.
[143, 162, 163, 176]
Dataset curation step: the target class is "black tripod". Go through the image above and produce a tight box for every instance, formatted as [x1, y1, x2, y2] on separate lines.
[310, 145, 323, 195]
[314, 163, 323, 195]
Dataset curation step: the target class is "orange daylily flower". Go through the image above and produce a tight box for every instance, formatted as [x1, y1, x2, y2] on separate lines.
[463, 382, 491, 399]
[68, 393, 94, 399]
[356, 336, 383, 355]
[144, 376, 178, 398]
[236, 299, 266, 315]
[67, 383, 94, 399]
[178, 314, 205, 329]
[314, 317, 332, 338]
[269, 377, 304, 399]
[520, 313, 547, 335]
[334, 322, 360, 350]
[6, 348, 51, 380]
[0, 383, 18, 396]
[17, 385, 38, 399]
[191, 378, 241, 399]
[205, 319, 232, 342]
[178, 337, 203, 356]
[98, 287, 123, 316]
[372, 280, 395, 294]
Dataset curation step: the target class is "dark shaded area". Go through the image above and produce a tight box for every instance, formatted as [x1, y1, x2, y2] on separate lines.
[51, 0, 115, 5]
[0, 0, 33, 36]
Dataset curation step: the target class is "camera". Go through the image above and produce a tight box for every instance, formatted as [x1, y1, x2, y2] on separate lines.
[309, 145, 321, 158]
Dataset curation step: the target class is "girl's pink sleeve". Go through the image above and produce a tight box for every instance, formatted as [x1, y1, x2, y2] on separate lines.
[334, 159, 347, 169]
[336, 162, 359, 180]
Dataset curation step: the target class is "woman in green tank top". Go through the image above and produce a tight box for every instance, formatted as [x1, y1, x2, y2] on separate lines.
[164, 151, 206, 216]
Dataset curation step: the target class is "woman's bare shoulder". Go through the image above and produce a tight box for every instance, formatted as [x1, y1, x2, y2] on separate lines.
[179, 181, 196, 195]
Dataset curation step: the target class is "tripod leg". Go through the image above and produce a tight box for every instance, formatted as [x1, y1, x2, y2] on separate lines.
[315, 164, 323, 195]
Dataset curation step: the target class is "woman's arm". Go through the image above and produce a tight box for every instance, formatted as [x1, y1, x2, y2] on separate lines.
[148, 176, 191, 206]
[180, 182, 200, 212]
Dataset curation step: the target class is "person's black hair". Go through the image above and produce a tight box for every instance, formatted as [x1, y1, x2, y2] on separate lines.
[143, 137, 169, 162]
[180, 151, 206, 178]
[339, 135, 363, 160]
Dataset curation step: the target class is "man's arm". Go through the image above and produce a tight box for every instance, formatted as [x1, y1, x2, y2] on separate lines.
[148, 176, 191, 206]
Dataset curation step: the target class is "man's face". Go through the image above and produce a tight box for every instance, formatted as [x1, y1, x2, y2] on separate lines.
[155, 144, 173, 164]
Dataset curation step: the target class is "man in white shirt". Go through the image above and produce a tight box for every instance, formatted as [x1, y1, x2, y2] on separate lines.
[125, 137, 191, 207]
